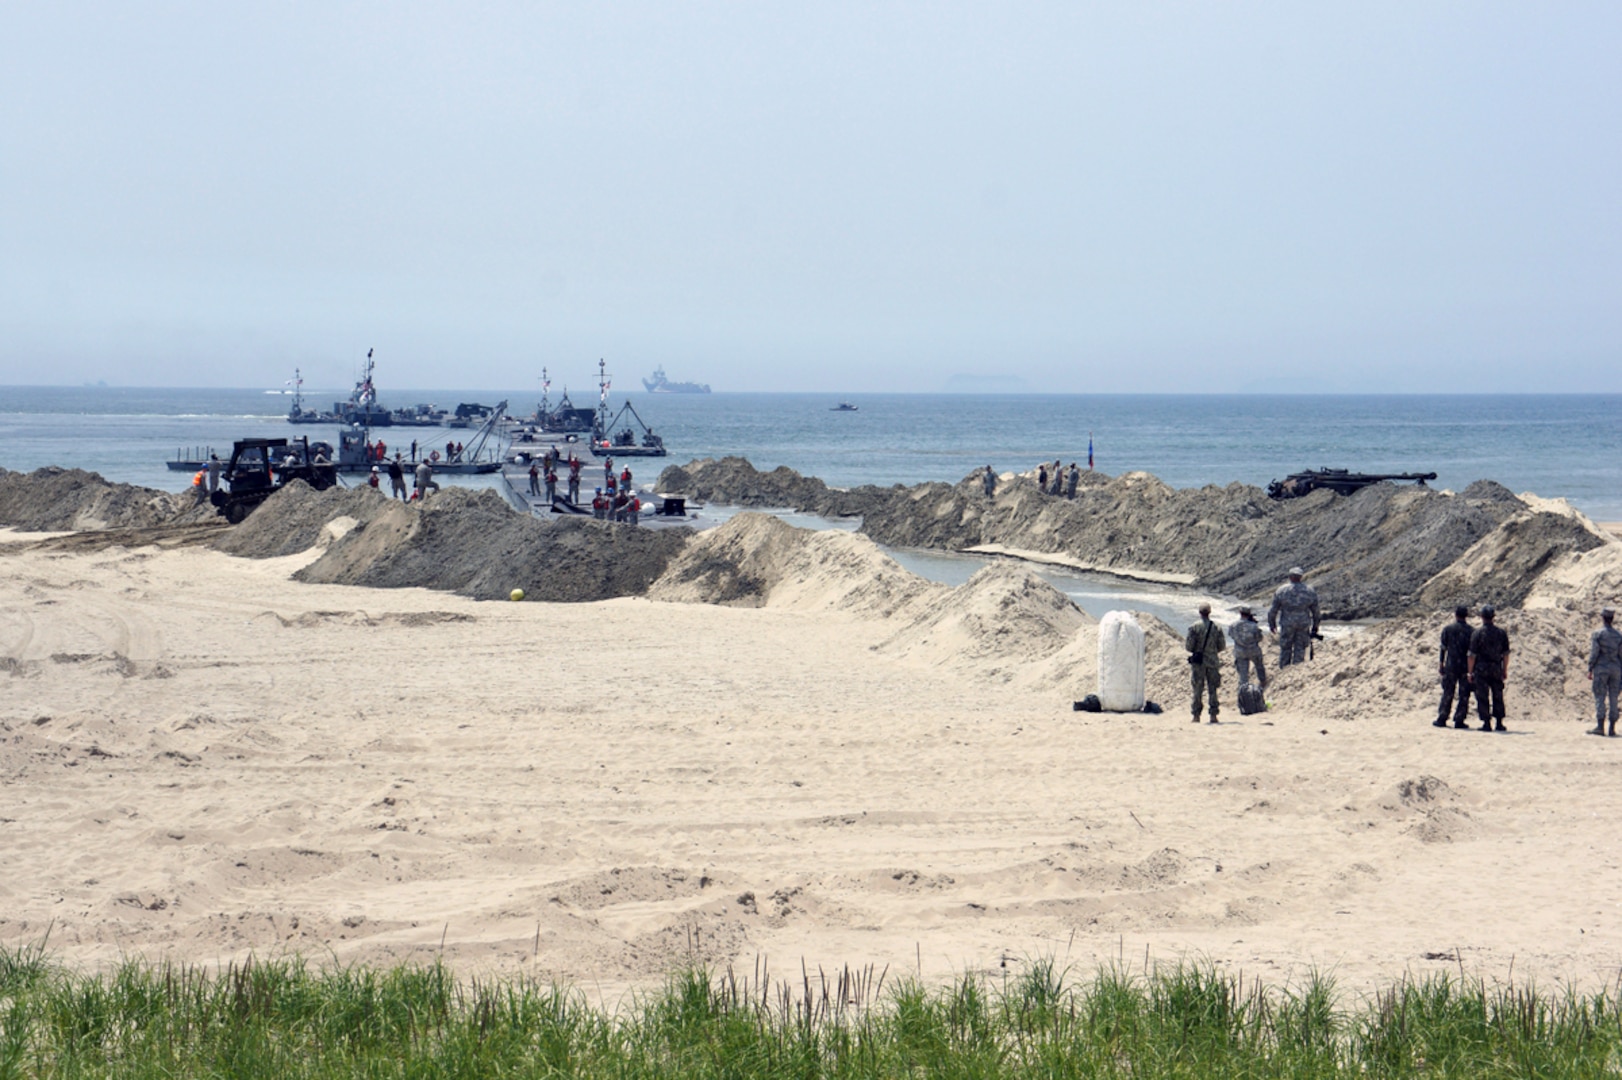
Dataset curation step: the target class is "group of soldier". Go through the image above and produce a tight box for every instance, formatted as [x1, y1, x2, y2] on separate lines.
[1180, 567, 1622, 735]
[977, 461, 1088, 501]
[1182, 567, 1319, 723]
[1430, 603, 1512, 732]
[1034, 459, 1082, 499]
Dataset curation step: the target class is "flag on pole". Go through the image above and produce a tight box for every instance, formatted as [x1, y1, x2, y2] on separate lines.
[1088, 433, 1094, 470]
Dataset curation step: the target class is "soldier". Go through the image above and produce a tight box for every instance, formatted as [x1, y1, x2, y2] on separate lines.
[1230, 606, 1267, 689]
[982, 465, 996, 500]
[1065, 462, 1080, 499]
[1049, 459, 1064, 496]
[1267, 567, 1320, 667]
[414, 458, 439, 499]
[1434, 605, 1473, 730]
[1184, 602, 1227, 724]
[387, 455, 407, 500]
[1467, 604, 1511, 732]
[1589, 607, 1622, 737]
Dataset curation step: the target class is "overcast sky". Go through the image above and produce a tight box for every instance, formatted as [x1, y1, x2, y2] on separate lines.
[2, 2, 1617, 392]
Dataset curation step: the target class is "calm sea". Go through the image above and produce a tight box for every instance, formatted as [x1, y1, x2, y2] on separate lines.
[1, 387, 1616, 519]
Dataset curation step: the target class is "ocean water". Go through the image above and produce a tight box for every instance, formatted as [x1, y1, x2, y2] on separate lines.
[2, 386, 1618, 519]
[3, 385, 1615, 628]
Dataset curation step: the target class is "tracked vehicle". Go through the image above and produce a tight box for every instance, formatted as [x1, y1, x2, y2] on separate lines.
[210, 437, 337, 523]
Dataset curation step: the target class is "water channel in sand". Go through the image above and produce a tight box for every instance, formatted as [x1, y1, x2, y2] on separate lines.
[696, 502, 1253, 630]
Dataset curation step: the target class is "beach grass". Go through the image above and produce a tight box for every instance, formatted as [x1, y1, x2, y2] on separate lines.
[3, 944, 1621, 1077]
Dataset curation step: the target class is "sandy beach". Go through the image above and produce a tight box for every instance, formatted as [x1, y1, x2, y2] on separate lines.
[5, 505, 1622, 1000]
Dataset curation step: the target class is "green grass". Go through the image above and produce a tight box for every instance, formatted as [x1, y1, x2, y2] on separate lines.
[2, 944, 1621, 1077]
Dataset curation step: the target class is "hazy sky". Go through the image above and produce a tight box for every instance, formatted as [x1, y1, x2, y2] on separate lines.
[2, 2, 1618, 392]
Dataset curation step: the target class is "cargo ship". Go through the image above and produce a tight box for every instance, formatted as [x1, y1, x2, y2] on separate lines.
[642, 365, 710, 394]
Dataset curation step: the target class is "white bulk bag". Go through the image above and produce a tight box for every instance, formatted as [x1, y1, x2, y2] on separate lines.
[1097, 610, 1146, 712]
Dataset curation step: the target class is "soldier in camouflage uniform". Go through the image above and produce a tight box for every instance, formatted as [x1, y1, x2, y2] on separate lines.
[1267, 567, 1320, 668]
[1185, 603, 1227, 724]
[1589, 607, 1622, 737]
[1230, 605, 1267, 689]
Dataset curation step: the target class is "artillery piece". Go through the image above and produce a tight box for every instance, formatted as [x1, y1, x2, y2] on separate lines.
[1266, 467, 1438, 500]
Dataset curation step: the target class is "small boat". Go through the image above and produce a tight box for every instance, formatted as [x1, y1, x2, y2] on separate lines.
[831, 401, 859, 412]
[389, 403, 448, 427]
[588, 414, 668, 457]
[527, 367, 599, 436]
[286, 368, 339, 424]
[587, 359, 671, 457]
[290, 349, 433, 427]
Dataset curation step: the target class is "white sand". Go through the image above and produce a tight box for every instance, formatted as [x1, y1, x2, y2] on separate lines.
[963, 543, 1198, 585]
[5, 528, 1622, 1001]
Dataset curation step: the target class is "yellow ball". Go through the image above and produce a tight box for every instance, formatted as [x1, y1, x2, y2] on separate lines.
[509, 588, 525, 602]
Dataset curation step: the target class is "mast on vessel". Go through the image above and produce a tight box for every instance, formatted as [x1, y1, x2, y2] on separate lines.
[356, 348, 377, 409]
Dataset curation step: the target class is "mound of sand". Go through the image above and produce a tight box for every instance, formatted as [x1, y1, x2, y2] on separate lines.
[656, 457, 844, 511]
[1523, 537, 1622, 615]
[294, 487, 690, 602]
[649, 512, 938, 617]
[1415, 511, 1607, 611]
[654, 514, 1154, 687]
[653, 513, 1200, 695]
[211, 482, 400, 560]
[875, 564, 1087, 675]
[659, 458, 1592, 620]
[0, 466, 204, 531]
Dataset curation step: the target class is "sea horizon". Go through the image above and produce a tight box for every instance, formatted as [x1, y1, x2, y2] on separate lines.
[3, 386, 1619, 521]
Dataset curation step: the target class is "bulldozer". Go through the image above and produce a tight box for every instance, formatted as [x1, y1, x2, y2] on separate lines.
[210, 437, 338, 523]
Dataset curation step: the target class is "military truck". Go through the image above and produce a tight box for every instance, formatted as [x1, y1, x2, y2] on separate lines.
[210, 437, 338, 523]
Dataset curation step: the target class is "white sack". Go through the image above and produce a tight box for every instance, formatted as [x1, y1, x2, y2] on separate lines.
[1097, 610, 1146, 712]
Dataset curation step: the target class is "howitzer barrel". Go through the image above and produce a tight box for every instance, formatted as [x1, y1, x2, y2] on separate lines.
[1341, 471, 1438, 483]
[1267, 468, 1437, 499]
